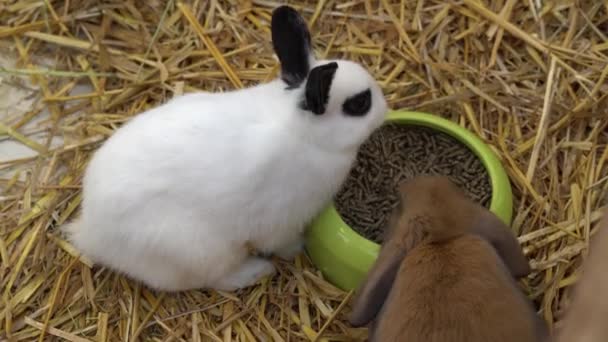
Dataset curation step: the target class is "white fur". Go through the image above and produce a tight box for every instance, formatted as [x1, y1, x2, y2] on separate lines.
[65, 59, 387, 291]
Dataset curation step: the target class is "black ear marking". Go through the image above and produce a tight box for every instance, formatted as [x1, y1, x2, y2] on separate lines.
[271, 6, 313, 88]
[301, 62, 338, 115]
[343, 89, 372, 116]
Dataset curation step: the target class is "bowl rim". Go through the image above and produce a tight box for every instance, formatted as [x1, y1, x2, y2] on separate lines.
[305, 110, 514, 289]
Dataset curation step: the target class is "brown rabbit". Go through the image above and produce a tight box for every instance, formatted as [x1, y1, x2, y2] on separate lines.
[348, 175, 548, 342]
[555, 207, 608, 342]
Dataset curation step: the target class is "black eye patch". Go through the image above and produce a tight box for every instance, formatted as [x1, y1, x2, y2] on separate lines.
[342, 89, 371, 116]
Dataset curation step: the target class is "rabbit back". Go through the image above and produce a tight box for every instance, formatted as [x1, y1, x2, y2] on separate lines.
[373, 235, 541, 342]
[83, 82, 350, 230]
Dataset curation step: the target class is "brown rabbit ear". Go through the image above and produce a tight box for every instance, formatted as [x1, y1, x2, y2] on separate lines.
[348, 237, 406, 327]
[471, 209, 531, 278]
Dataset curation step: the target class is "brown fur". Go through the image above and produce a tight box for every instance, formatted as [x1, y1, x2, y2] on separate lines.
[555, 208, 608, 342]
[348, 175, 546, 342]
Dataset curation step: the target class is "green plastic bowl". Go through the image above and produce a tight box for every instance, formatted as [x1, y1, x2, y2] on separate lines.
[304, 110, 513, 291]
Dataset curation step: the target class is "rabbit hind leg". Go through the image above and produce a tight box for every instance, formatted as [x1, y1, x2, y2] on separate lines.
[212, 257, 276, 291]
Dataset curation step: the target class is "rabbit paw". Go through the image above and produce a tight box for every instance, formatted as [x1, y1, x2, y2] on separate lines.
[275, 239, 304, 260]
[215, 257, 275, 291]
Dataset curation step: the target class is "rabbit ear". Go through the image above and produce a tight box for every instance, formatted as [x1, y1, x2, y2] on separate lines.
[271, 6, 314, 88]
[471, 210, 531, 278]
[302, 62, 338, 115]
[349, 239, 405, 327]
[349, 199, 407, 327]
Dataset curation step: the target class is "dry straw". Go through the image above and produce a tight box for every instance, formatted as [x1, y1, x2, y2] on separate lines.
[1, 0, 607, 341]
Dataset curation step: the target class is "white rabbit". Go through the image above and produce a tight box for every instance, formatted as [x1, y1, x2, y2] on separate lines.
[64, 5, 388, 292]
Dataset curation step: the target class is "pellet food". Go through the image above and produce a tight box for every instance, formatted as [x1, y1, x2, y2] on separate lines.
[334, 123, 492, 244]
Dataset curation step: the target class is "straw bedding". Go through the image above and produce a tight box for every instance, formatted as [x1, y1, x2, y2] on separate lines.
[1, 0, 607, 341]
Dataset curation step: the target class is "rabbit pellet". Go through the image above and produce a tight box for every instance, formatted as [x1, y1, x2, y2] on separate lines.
[334, 124, 492, 243]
